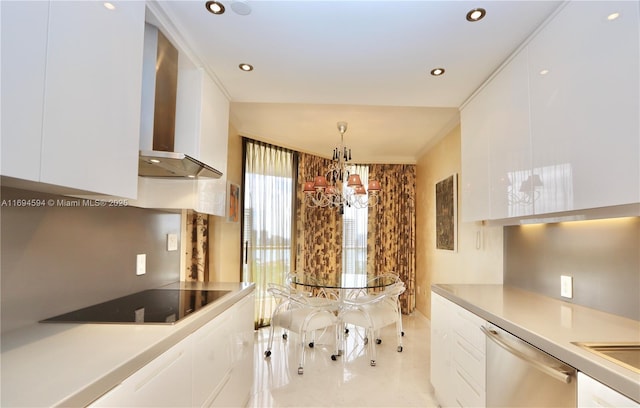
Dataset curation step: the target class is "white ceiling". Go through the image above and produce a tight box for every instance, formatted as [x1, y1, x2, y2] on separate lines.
[156, 0, 561, 163]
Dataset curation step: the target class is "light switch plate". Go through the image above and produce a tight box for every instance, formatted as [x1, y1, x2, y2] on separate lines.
[167, 233, 178, 251]
[560, 275, 573, 298]
[136, 254, 146, 276]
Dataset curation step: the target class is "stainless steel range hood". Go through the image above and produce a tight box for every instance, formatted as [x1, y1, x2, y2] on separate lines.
[139, 150, 222, 178]
[138, 23, 222, 179]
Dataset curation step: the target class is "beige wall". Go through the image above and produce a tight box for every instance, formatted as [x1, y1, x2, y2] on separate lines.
[209, 122, 243, 282]
[415, 124, 503, 318]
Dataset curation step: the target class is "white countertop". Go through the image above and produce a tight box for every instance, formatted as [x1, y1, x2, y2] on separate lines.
[432, 284, 640, 403]
[1, 282, 255, 407]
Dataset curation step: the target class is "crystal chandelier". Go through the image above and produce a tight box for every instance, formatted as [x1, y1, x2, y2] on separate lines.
[303, 122, 381, 210]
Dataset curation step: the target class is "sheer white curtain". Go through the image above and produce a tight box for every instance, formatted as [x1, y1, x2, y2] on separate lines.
[242, 140, 294, 328]
[341, 165, 369, 287]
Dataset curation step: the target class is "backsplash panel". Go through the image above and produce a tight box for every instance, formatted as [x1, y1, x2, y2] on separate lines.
[504, 217, 639, 320]
[1, 187, 181, 333]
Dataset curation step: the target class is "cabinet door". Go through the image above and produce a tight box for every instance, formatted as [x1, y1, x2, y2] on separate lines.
[191, 307, 234, 406]
[461, 50, 532, 221]
[40, 0, 145, 198]
[528, 1, 640, 213]
[430, 292, 456, 408]
[0, 1, 49, 181]
[90, 338, 193, 407]
[199, 72, 229, 174]
[487, 51, 533, 219]
[460, 97, 491, 222]
[212, 294, 255, 408]
[577, 372, 639, 407]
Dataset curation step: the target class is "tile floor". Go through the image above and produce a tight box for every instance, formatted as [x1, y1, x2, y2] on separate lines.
[246, 312, 439, 407]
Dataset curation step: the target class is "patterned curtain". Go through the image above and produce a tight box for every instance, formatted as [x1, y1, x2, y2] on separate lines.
[185, 209, 209, 282]
[295, 152, 342, 286]
[367, 164, 416, 314]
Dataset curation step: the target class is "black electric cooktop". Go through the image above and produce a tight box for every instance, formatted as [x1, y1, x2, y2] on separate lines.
[40, 289, 230, 324]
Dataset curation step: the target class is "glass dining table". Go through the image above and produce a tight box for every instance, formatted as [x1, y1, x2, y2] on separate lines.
[289, 274, 401, 356]
[291, 274, 399, 298]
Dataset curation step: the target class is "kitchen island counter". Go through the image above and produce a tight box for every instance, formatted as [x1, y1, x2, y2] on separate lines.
[432, 284, 640, 403]
[1, 281, 255, 407]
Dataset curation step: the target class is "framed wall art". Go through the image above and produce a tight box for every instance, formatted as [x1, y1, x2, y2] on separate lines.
[226, 182, 240, 223]
[435, 173, 457, 251]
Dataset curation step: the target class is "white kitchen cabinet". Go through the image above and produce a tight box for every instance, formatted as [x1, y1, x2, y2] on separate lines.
[91, 337, 194, 407]
[176, 67, 229, 176]
[461, 0, 640, 222]
[460, 79, 491, 222]
[461, 51, 532, 221]
[1, 0, 145, 199]
[0, 1, 49, 182]
[431, 291, 486, 408]
[451, 302, 486, 407]
[578, 372, 639, 407]
[192, 302, 234, 406]
[210, 293, 255, 407]
[431, 291, 455, 407]
[528, 1, 640, 214]
[90, 294, 254, 408]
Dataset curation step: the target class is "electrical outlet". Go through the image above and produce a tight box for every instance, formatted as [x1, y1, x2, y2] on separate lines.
[136, 254, 146, 276]
[167, 233, 178, 251]
[560, 275, 573, 298]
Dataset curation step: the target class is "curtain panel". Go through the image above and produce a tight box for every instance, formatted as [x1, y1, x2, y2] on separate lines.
[368, 164, 416, 314]
[243, 139, 295, 329]
[295, 152, 342, 286]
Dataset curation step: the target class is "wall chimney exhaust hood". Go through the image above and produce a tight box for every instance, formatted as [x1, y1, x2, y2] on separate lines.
[138, 23, 222, 179]
[139, 150, 222, 178]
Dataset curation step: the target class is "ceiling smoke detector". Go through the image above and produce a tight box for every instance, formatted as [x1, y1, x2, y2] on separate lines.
[230, 0, 252, 16]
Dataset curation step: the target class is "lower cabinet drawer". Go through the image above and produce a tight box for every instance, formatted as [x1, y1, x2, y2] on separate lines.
[452, 332, 485, 388]
[454, 361, 485, 408]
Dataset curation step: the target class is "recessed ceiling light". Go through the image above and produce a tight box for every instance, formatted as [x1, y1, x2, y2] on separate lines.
[103, 2, 115, 10]
[539, 69, 550, 76]
[239, 63, 254, 72]
[607, 12, 620, 21]
[430, 68, 445, 76]
[466, 8, 486, 22]
[205, 1, 225, 15]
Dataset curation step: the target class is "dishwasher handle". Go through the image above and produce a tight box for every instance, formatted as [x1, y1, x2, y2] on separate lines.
[481, 326, 573, 384]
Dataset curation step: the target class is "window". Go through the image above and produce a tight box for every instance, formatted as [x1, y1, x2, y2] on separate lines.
[341, 164, 369, 287]
[242, 140, 294, 328]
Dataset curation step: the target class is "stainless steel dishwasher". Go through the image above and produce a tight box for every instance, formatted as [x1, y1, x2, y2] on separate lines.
[482, 325, 576, 407]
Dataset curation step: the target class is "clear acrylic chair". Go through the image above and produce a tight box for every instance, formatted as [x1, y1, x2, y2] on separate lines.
[339, 281, 406, 366]
[264, 283, 339, 374]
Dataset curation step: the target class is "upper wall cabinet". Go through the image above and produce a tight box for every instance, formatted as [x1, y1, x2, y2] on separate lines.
[461, 51, 532, 221]
[1, 1, 145, 198]
[1, 1, 49, 183]
[461, 0, 639, 222]
[527, 1, 639, 214]
[175, 67, 229, 175]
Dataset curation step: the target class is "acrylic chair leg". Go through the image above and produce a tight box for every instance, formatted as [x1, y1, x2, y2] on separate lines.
[298, 332, 306, 375]
[331, 323, 340, 361]
[368, 328, 377, 366]
[265, 324, 275, 358]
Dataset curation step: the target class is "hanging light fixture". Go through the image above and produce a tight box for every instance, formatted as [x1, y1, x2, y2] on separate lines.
[303, 122, 381, 210]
